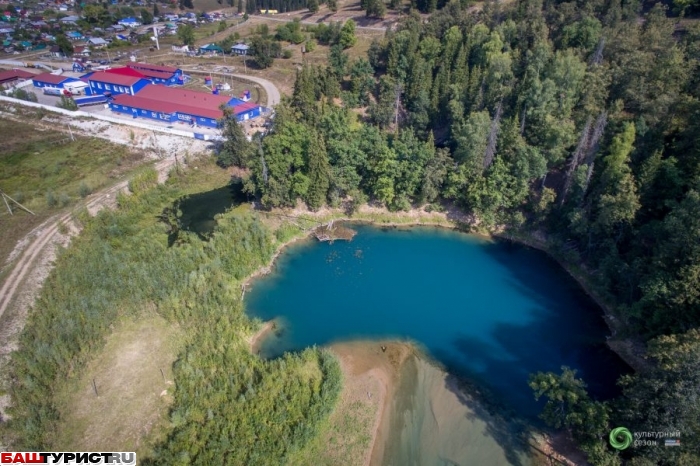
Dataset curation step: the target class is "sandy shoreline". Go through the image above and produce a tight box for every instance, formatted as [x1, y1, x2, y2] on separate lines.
[247, 320, 276, 354]
[329, 340, 414, 466]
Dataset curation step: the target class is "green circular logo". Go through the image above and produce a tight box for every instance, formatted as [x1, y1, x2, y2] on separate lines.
[610, 427, 633, 450]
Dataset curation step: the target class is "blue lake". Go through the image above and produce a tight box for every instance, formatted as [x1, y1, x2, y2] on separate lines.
[245, 224, 630, 419]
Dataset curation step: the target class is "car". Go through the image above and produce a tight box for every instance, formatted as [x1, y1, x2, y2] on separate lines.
[98, 59, 108, 65]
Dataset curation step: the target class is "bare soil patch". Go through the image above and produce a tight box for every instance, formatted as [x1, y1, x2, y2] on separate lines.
[51, 315, 183, 455]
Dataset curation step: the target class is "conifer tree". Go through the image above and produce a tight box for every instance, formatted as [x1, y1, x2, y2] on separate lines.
[305, 131, 331, 210]
[217, 106, 253, 168]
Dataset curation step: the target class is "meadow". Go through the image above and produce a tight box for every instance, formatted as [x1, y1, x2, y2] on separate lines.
[2, 158, 342, 464]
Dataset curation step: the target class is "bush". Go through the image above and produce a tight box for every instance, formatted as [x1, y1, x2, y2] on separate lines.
[128, 168, 158, 195]
[9, 89, 38, 102]
[282, 49, 293, 59]
[46, 190, 57, 208]
[59, 192, 71, 207]
[79, 182, 91, 198]
[56, 95, 78, 111]
[304, 39, 317, 52]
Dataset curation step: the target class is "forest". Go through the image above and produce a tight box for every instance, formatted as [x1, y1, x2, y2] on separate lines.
[215, 0, 700, 463]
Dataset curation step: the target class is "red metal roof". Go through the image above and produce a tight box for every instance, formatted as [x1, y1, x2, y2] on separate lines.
[88, 71, 145, 87]
[0, 68, 36, 84]
[105, 67, 147, 78]
[32, 72, 71, 84]
[112, 93, 224, 120]
[136, 84, 231, 111]
[128, 62, 178, 73]
[132, 68, 174, 80]
[232, 101, 259, 113]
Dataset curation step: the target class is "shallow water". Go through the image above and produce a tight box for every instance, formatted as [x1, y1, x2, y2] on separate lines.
[381, 357, 533, 466]
[177, 181, 247, 238]
[245, 225, 629, 463]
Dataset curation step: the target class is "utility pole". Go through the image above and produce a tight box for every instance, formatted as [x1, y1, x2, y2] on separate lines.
[152, 130, 163, 158]
[153, 25, 160, 50]
[0, 188, 36, 216]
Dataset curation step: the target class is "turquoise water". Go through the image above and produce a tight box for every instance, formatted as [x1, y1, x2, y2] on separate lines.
[245, 225, 629, 418]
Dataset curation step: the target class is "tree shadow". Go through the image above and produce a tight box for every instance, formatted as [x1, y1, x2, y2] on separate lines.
[428, 238, 632, 464]
[160, 181, 247, 245]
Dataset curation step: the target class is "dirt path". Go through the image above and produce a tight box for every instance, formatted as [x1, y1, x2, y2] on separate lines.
[0, 157, 175, 326]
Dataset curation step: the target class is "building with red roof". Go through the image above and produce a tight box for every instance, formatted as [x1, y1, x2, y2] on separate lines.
[0, 68, 36, 88]
[31, 72, 81, 89]
[85, 70, 150, 96]
[126, 63, 184, 85]
[104, 67, 148, 78]
[109, 84, 263, 128]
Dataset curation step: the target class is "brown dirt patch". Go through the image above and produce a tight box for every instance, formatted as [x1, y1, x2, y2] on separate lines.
[51, 315, 183, 456]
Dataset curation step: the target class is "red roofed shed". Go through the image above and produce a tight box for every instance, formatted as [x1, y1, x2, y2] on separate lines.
[0, 68, 36, 87]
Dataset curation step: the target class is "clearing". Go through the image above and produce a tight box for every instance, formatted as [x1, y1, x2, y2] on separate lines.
[51, 315, 183, 456]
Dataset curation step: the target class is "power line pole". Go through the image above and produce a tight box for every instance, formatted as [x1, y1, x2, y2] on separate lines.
[0, 188, 35, 216]
[152, 130, 163, 158]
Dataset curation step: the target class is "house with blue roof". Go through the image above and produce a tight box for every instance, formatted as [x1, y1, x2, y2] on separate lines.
[231, 43, 249, 56]
[66, 31, 83, 40]
[118, 17, 141, 28]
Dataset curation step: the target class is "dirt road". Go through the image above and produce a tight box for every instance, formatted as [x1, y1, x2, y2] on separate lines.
[0, 157, 176, 325]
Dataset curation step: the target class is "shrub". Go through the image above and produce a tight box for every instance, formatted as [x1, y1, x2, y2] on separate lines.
[46, 190, 57, 207]
[56, 95, 78, 111]
[128, 168, 158, 195]
[282, 49, 293, 59]
[79, 182, 91, 198]
[59, 192, 71, 207]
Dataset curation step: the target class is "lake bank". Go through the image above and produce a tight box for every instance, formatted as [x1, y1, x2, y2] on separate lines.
[244, 217, 628, 465]
[249, 201, 642, 372]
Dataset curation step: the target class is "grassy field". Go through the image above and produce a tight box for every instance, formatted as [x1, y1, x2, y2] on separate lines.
[0, 117, 147, 269]
[51, 315, 183, 457]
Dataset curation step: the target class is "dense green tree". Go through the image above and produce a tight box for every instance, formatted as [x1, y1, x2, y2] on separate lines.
[328, 44, 349, 77]
[618, 330, 700, 465]
[308, 0, 319, 13]
[349, 58, 375, 106]
[339, 19, 357, 49]
[177, 24, 195, 46]
[250, 35, 281, 69]
[140, 8, 153, 25]
[251, 104, 310, 207]
[365, 0, 386, 18]
[530, 368, 620, 466]
[591, 123, 639, 238]
[55, 34, 73, 56]
[368, 75, 398, 128]
[217, 107, 253, 168]
[305, 131, 332, 210]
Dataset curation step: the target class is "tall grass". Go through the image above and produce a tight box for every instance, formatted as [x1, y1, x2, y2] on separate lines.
[5, 172, 341, 464]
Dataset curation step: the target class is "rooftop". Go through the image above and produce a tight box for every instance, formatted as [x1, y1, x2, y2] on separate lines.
[105, 66, 147, 78]
[136, 84, 231, 111]
[88, 71, 145, 86]
[32, 72, 73, 84]
[0, 68, 36, 83]
[127, 62, 179, 74]
[112, 93, 224, 120]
